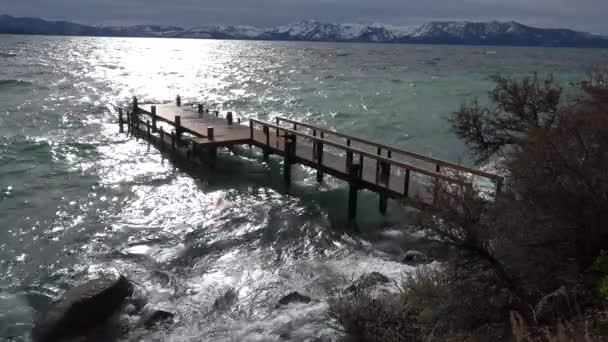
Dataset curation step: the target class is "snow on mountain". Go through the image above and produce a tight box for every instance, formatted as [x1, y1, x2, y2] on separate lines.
[1, 15, 607, 47]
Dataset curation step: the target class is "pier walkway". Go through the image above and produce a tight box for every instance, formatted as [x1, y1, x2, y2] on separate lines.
[119, 97, 503, 219]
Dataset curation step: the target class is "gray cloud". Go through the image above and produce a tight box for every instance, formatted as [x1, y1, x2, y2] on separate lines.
[1, 0, 607, 33]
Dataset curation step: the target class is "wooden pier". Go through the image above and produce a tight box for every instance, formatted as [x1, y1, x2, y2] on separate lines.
[119, 96, 503, 219]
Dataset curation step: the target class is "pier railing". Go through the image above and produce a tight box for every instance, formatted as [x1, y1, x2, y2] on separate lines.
[274, 117, 503, 194]
[250, 118, 473, 203]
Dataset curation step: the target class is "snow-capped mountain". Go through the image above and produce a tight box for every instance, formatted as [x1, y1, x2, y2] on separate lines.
[1, 15, 607, 48]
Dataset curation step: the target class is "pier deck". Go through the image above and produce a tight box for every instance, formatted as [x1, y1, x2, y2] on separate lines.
[120, 97, 503, 218]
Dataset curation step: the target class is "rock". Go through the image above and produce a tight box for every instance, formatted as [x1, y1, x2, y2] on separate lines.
[213, 288, 238, 312]
[276, 292, 311, 307]
[534, 286, 572, 324]
[346, 272, 391, 293]
[32, 275, 133, 342]
[138, 306, 175, 328]
[402, 250, 427, 264]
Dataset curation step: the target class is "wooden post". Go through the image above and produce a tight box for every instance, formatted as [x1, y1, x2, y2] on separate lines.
[127, 110, 131, 134]
[283, 133, 296, 189]
[176, 95, 181, 107]
[159, 126, 164, 152]
[146, 120, 151, 140]
[496, 178, 503, 198]
[276, 117, 280, 137]
[379, 161, 390, 186]
[346, 151, 354, 170]
[316, 131, 324, 183]
[263, 125, 270, 160]
[348, 163, 361, 220]
[403, 169, 411, 197]
[227, 112, 233, 125]
[249, 119, 254, 148]
[207, 127, 214, 140]
[347, 138, 351, 147]
[171, 130, 176, 154]
[379, 195, 388, 215]
[134, 113, 139, 141]
[151, 105, 157, 132]
[435, 164, 441, 173]
[118, 108, 124, 133]
[175, 115, 181, 144]
[132, 97, 138, 111]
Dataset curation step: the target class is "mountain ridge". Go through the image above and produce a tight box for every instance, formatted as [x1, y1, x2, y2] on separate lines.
[1, 14, 607, 48]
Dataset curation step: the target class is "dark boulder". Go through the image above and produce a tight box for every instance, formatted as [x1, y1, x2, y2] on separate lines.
[32, 275, 133, 342]
[346, 272, 391, 293]
[138, 306, 175, 328]
[535, 286, 573, 324]
[402, 250, 427, 265]
[276, 292, 311, 308]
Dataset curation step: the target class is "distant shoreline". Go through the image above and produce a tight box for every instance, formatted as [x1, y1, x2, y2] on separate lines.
[2, 33, 608, 50]
[2, 14, 608, 48]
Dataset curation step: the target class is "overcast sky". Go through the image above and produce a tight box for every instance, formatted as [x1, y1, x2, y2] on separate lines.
[2, 0, 607, 34]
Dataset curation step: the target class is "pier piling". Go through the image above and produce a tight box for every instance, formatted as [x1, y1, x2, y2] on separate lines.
[175, 115, 181, 144]
[118, 108, 124, 133]
[348, 163, 362, 220]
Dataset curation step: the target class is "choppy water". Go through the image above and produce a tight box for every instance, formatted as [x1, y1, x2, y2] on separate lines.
[0, 34, 606, 341]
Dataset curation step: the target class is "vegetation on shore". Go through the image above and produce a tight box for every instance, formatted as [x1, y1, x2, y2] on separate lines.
[330, 68, 608, 341]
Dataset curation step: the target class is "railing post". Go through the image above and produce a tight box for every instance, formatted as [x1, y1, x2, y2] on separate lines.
[207, 127, 214, 140]
[175, 115, 181, 145]
[118, 108, 124, 133]
[151, 105, 157, 132]
[403, 169, 411, 197]
[435, 164, 441, 173]
[276, 117, 280, 137]
[176, 95, 181, 107]
[146, 120, 151, 140]
[132, 96, 138, 111]
[227, 112, 233, 125]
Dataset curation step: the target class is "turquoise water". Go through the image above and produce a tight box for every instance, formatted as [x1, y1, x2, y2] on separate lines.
[0, 35, 606, 341]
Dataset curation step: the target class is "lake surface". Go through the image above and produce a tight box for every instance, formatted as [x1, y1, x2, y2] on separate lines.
[0, 35, 606, 341]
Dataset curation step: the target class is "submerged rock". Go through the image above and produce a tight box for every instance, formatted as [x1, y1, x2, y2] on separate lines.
[138, 306, 175, 328]
[213, 288, 238, 313]
[276, 292, 312, 307]
[346, 272, 391, 293]
[32, 275, 133, 342]
[402, 250, 427, 265]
